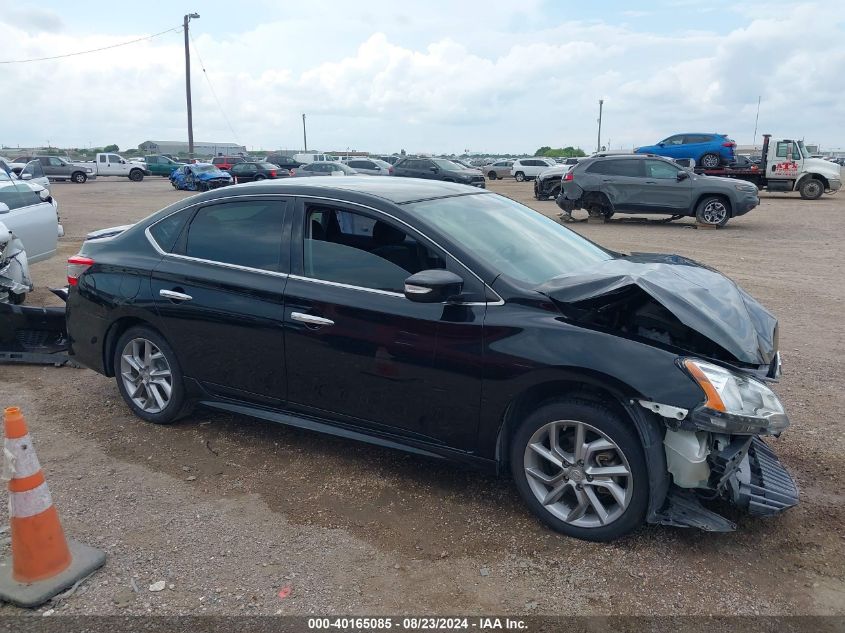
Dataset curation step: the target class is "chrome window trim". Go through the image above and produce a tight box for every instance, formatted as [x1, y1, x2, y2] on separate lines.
[298, 194, 505, 305]
[288, 274, 405, 298]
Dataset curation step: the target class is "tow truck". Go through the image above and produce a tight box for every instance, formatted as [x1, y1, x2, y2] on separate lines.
[694, 134, 841, 200]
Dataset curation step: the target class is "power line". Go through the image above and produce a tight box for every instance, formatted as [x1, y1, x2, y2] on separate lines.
[188, 30, 240, 144]
[0, 26, 183, 64]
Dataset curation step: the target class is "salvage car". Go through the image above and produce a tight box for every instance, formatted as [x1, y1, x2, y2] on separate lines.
[169, 163, 232, 191]
[0, 172, 60, 303]
[65, 177, 797, 541]
[556, 154, 759, 226]
[534, 163, 576, 200]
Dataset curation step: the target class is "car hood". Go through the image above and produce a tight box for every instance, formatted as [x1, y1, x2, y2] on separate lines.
[196, 171, 230, 181]
[804, 157, 841, 178]
[537, 253, 777, 366]
[450, 168, 483, 177]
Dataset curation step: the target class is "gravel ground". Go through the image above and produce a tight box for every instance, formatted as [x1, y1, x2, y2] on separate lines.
[0, 176, 843, 616]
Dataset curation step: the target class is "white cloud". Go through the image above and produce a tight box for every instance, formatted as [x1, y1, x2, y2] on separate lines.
[0, 1, 843, 154]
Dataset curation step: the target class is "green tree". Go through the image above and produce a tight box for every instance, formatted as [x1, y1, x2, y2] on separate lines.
[534, 146, 552, 156]
[103, 144, 120, 152]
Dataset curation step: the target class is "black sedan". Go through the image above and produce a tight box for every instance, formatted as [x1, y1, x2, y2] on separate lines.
[229, 161, 289, 182]
[65, 177, 797, 541]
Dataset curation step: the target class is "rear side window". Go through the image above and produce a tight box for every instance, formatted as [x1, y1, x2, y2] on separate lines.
[184, 200, 286, 271]
[586, 160, 642, 177]
[149, 210, 190, 252]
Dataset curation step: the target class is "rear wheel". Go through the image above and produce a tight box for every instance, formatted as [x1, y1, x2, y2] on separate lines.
[799, 178, 823, 200]
[488, 171, 497, 181]
[129, 169, 144, 182]
[254, 174, 266, 181]
[515, 171, 526, 182]
[114, 326, 189, 425]
[700, 153, 720, 169]
[510, 398, 648, 541]
[695, 196, 730, 226]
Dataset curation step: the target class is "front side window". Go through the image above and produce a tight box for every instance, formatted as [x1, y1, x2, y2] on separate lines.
[109, 154, 122, 163]
[407, 193, 611, 286]
[662, 135, 684, 145]
[645, 160, 681, 179]
[776, 142, 790, 158]
[184, 200, 286, 272]
[303, 207, 444, 293]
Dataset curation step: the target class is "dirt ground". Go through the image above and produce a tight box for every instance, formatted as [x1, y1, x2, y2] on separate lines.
[1, 176, 843, 616]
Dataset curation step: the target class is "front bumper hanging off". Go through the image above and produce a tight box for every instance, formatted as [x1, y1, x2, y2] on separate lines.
[656, 436, 798, 532]
[0, 289, 76, 367]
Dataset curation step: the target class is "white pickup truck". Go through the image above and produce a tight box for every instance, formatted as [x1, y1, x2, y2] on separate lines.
[84, 153, 151, 181]
[0, 172, 61, 303]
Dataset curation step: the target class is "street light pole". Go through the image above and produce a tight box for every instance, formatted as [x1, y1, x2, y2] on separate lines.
[596, 99, 604, 154]
[752, 95, 761, 149]
[183, 12, 200, 158]
[302, 114, 308, 151]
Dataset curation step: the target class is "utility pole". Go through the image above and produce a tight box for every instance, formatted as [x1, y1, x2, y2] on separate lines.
[302, 114, 308, 151]
[596, 99, 604, 153]
[183, 12, 200, 158]
[752, 95, 761, 149]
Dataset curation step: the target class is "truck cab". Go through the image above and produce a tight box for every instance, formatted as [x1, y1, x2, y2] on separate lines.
[762, 137, 841, 199]
[94, 153, 150, 181]
[145, 155, 185, 177]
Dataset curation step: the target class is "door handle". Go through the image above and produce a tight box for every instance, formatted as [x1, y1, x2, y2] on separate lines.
[290, 311, 334, 327]
[644, 180, 657, 184]
[159, 289, 193, 302]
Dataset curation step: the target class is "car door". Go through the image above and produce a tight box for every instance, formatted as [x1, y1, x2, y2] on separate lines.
[641, 159, 692, 213]
[586, 159, 645, 211]
[229, 164, 250, 182]
[282, 198, 486, 449]
[149, 197, 291, 405]
[0, 180, 56, 262]
[658, 135, 685, 158]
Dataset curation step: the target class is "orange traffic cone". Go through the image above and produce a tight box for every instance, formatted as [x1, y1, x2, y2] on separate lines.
[0, 407, 105, 608]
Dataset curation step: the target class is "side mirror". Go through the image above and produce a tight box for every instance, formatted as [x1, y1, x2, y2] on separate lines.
[38, 189, 52, 202]
[658, 142, 665, 147]
[0, 202, 9, 214]
[20, 173, 33, 180]
[677, 171, 690, 181]
[404, 270, 464, 303]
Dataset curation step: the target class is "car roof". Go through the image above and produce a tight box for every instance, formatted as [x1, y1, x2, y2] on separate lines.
[198, 175, 491, 205]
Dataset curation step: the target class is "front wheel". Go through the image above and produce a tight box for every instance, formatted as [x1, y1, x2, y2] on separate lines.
[114, 326, 189, 425]
[514, 171, 526, 182]
[695, 196, 730, 226]
[488, 171, 497, 181]
[71, 171, 87, 184]
[510, 398, 648, 541]
[799, 178, 823, 200]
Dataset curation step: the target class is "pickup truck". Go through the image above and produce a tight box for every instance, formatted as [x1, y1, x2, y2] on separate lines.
[10, 155, 96, 184]
[693, 134, 842, 199]
[145, 154, 185, 177]
[86, 153, 151, 181]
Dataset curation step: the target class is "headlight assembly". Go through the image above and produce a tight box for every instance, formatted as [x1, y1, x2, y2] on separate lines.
[681, 358, 789, 435]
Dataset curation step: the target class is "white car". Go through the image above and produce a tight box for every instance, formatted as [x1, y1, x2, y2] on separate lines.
[511, 158, 557, 182]
[0, 172, 60, 303]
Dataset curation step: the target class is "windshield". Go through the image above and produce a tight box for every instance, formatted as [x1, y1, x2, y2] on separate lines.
[433, 159, 463, 171]
[797, 141, 809, 158]
[192, 164, 218, 174]
[407, 194, 612, 285]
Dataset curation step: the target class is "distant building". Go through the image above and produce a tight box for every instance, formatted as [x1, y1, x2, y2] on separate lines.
[138, 140, 247, 156]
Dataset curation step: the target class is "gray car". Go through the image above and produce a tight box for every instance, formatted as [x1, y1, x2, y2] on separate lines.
[344, 158, 393, 176]
[556, 154, 759, 226]
[481, 160, 514, 181]
[292, 161, 358, 178]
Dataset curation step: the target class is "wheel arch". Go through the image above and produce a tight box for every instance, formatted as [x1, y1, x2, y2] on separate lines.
[102, 316, 163, 377]
[493, 371, 670, 521]
[693, 192, 733, 217]
[796, 172, 829, 190]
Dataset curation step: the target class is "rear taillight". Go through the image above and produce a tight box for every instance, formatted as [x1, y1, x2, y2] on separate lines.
[67, 255, 94, 286]
[563, 171, 574, 181]
[290, 169, 295, 176]
[270, 170, 277, 177]
[722, 141, 736, 147]
[388, 167, 394, 175]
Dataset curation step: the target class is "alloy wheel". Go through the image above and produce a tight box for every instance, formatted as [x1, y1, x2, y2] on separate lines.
[701, 200, 727, 224]
[120, 338, 173, 414]
[523, 420, 633, 528]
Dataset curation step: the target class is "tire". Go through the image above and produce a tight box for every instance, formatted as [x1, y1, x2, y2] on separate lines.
[510, 398, 648, 541]
[113, 326, 189, 425]
[700, 153, 720, 169]
[488, 171, 498, 181]
[695, 195, 730, 226]
[71, 171, 87, 184]
[129, 169, 144, 182]
[197, 182, 209, 192]
[515, 171, 526, 182]
[254, 174, 266, 181]
[799, 178, 823, 200]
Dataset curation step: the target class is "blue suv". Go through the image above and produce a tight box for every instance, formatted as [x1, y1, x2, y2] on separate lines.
[635, 133, 735, 168]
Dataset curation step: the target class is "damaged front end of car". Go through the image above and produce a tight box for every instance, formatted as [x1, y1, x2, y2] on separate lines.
[539, 253, 799, 531]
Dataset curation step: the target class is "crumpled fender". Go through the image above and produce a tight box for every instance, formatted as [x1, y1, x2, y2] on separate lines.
[537, 253, 777, 366]
[0, 221, 32, 298]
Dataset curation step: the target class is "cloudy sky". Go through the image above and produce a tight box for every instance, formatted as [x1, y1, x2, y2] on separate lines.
[1, 0, 843, 155]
